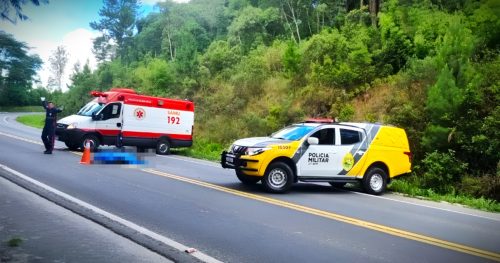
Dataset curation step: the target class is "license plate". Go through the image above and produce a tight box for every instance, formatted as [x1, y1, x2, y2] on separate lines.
[226, 156, 234, 163]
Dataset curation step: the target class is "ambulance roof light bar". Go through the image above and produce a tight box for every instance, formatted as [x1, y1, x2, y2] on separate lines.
[90, 91, 108, 97]
[304, 118, 337, 124]
[110, 88, 136, 94]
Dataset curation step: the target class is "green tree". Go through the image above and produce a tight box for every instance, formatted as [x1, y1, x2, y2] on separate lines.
[0, 0, 48, 23]
[134, 58, 176, 97]
[0, 31, 42, 106]
[228, 6, 281, 52]
[90, 0, 140, 60]
[200, 40, 241, 76]
[60, 63, 99, 115]
[48, 45, 68, 91]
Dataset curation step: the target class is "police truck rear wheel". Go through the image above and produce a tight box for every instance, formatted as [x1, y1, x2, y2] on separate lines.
[156, 139, 170, 155]
[262, 162, 293, 193]
[82, 135, 99, 152]
[362, 167, 387, 195]
[236, 170, 261, 185]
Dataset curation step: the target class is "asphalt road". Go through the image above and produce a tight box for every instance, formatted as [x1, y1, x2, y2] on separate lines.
[0, 175, 168, 263]
[0, 112, 499, 263]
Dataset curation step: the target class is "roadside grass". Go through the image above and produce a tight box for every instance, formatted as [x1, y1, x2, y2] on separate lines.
[0, 106, 43, 112]
[16, 114, 44, 129]
[389, 179, 500, 212]
[14, 117, 500, 213]
[7, 237, 22, 247]
[172, 138, 226, 161]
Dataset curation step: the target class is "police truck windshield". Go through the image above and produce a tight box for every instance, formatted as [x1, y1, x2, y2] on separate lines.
[271, 125, 316, 141]
[77, 101, 104, 116]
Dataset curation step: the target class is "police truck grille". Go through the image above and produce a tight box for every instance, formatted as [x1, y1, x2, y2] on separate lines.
[231, 145, 247, 154]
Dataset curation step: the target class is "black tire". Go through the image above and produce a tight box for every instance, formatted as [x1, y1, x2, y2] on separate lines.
[156, 139, 170, 155]
[65, 141, 79, 151]
[81, 135, 99, 152]
[362, 167, 387, 195]
[236, 170, 261, 185]
[329, 182, 347, 188]
[262, 162, 294, 193]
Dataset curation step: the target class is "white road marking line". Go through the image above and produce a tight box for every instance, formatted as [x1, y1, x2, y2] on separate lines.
[0, 164, 222, 263]
[0, 131, 43, 145]
[346, 188, 500, 222]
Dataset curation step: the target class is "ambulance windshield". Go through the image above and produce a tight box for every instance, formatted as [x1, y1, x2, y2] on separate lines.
[271, 125, 316, 141]
[77, 101, 104, 116]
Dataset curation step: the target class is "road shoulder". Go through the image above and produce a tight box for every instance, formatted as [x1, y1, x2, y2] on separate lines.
[0, 176, 169, 263]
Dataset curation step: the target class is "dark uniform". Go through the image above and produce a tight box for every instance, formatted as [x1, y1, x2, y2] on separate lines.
[41, 101, 62, 154]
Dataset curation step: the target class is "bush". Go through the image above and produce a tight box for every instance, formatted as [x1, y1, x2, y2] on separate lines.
[416, 150, 468, 194]
[458, 175, 500, 201]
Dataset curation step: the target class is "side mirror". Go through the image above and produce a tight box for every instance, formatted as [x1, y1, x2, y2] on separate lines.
[307, 137, 319, 145]
[92, 113, 103, 121]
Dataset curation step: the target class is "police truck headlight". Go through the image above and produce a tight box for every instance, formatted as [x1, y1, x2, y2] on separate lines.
[245, 147, 270, 156]
[67, 123, 77, 129]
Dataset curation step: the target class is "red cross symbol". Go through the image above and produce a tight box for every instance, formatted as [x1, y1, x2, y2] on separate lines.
[134, 108, 145, 120]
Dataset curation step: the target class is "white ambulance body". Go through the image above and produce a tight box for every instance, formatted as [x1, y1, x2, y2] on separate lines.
[56, 88, 194, 154]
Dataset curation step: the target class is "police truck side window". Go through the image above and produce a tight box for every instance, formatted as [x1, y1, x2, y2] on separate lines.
[310, 128, 335, 145]
[340, 129, 361, 145]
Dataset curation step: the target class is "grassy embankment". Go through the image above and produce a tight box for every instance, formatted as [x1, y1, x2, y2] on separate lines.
[16, 113, 500, 212]
[16, 114, 45, 129]
[0, 106, 44, 112]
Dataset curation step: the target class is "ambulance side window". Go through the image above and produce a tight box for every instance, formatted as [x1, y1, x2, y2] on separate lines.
[310, 128, 335, 145]
[340, 129, 362, 145]
[101, 103, 121, 120]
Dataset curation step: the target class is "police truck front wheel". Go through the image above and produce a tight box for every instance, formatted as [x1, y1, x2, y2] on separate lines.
[262, 162, 293, 193]
[156, 139, 170, 155]
[362, 167, 387, 195]
[81, 135, 99, 152]
[236, 170, 261, 185]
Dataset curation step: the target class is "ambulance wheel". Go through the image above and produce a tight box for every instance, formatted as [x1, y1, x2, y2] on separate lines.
[65, 142, 79, 151]
[262, 162, 293, 193]
[236, 170, 261, 185]
[329, 182, 347, 188]
[362, 167, 387, 195]
[81, 135, 99, 152]
[156, 139, 170, 155]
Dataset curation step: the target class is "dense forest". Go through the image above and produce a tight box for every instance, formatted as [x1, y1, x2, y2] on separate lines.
[1, 0, 499, 201]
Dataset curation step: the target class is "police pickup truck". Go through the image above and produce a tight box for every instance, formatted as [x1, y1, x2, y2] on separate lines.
[221, 119, 412, 195]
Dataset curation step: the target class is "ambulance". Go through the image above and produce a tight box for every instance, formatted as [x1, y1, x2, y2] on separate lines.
[55, 88, 194, 154]
[221, 119, 412, 195]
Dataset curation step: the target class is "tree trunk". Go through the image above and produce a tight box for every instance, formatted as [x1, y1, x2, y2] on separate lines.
[369, 0, 380, 27]
[281, 1, 297, 43]
[167, 32, 174, 61]
[286, 0, 301, 43]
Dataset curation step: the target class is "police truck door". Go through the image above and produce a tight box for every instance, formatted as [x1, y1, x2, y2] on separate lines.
[297, 127, 336, 177]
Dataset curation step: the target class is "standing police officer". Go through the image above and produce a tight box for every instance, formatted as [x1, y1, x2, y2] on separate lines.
[41, 97, 63, 154]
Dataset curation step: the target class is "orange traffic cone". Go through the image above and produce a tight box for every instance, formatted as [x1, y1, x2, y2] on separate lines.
[80, 141, 91, 165]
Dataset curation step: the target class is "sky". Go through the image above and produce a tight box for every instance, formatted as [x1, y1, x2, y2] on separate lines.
[0, 0, 189, 91]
